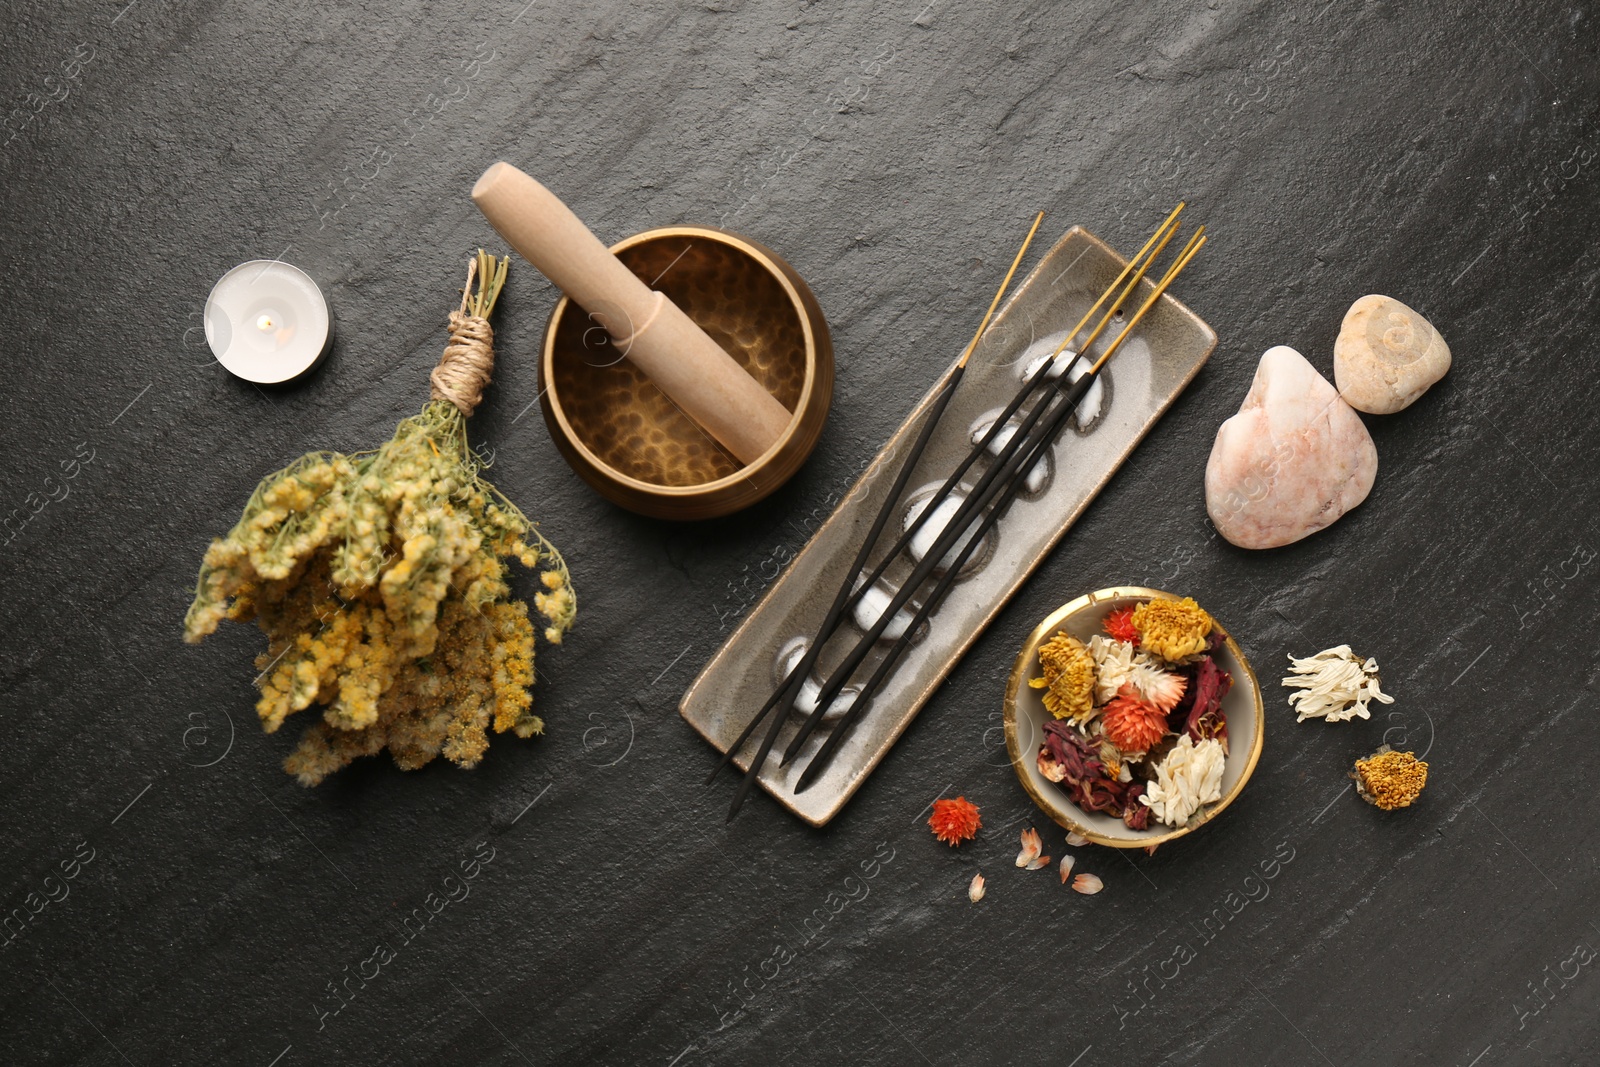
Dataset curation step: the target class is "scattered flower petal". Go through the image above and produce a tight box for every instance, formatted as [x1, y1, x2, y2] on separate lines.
[1026, 853, 1052, 871]
[968, 872, 986, 902]
[1016, 827, 1042, 868]
[1059, 854, 1076, 883]
[928, 796, 982, 846]
[1066, 831, 1089, 847]
[1072, 873, 1104, 895]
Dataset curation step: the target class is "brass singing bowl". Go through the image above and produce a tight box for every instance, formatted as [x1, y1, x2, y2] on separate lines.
[540, 226, 832, 520]
[1003, 587, 1266, 849]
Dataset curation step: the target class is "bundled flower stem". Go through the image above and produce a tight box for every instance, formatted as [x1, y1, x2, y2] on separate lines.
[183, 251, 576, 785]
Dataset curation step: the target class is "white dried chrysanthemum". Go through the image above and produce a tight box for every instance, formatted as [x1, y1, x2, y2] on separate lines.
[1281, 645, 1394, 723]
[1139, 735, 1226, 828]
[1086, 634, 1174, 706]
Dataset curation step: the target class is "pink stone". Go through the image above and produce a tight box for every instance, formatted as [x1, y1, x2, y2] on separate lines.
[1205, 346, 1378, 549]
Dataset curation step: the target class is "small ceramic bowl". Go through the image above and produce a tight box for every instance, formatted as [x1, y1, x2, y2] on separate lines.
[540, 226, 832, 521]
[1003, 586, 1264, 848]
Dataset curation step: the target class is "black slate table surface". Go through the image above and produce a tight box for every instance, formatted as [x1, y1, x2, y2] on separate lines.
[3, 2, 1597, 1064]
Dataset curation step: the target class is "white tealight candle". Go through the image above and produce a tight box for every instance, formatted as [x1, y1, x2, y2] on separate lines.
[204, 260, 332, 383]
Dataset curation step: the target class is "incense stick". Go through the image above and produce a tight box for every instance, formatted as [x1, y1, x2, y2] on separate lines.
[717, 211, 1046, 820]
[793, 230, 1208, 789]
[777, 220, 1186, 768]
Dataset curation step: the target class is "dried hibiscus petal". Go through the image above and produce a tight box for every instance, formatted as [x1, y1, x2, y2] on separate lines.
[1183, 655, 1232, 753]
[1042, 720, 1132, 817]
[1122, 783, 1150, 831]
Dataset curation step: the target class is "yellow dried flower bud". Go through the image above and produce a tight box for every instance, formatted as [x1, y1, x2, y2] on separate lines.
[1029, 632, 1095, 722]
[1130, 597, 1214, 662]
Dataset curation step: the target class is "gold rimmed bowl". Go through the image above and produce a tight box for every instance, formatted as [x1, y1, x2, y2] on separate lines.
[1003, 586, 1265, 848]
[540, 226, 832, 521]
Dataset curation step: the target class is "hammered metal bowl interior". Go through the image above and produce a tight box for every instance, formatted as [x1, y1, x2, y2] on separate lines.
[540, 227, 830, 519]
[1003, 587, 1265, 848]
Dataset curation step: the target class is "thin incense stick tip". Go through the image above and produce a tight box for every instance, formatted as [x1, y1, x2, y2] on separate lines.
[957, 210, 1047, 368]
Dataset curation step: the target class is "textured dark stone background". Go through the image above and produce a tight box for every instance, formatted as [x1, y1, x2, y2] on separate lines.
[2, 1, 1597, 1064]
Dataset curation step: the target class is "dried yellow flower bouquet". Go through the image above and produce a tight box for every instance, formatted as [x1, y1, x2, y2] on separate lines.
[183, 251, 575, 785]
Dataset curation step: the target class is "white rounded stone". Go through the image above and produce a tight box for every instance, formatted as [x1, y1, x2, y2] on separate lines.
[1333, 294, 1450, 414]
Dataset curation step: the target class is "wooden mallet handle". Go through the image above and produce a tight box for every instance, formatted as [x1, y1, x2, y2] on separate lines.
[472, 162, 792, 465]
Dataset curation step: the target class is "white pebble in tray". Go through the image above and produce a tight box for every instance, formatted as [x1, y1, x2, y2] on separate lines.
[1019, 347, 1105, 427]
[774, 637, 858, 723]
[970, 413, 1050, 495]
[792, 677, 858, 722]
[904, 491, 989, 574]
[852, 580, 917, 642]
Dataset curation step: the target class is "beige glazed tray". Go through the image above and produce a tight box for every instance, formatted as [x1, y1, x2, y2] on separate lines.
[680, 226, 1219, 826]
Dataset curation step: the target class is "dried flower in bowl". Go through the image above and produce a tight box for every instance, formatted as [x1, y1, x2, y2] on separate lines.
[1140, 735, 1226, 827]
[1130, 596, 1214, 662]
[1029, 632, 1096, 722]
[1102, 683, 1168, 754]
[1086, 635, 1185, 709]
[1180, 655, 1232, 754]
[929, 796, 982, 845]
[1352, 746, 1428, 810]
[1102, 605, 1140, 644]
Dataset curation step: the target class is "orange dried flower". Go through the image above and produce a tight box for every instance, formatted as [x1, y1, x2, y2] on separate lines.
[1101, 683, 1168, 753]
[929, 796, 982, 846]
[1103, 606, 1140, 644]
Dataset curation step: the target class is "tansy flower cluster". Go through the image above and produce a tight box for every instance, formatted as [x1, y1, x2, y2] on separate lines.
[185, 401, 574, 784]
[1033, 596, 1232, 831]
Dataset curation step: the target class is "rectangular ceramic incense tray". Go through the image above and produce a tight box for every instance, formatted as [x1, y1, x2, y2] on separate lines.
[680, 226, 1218, 826]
